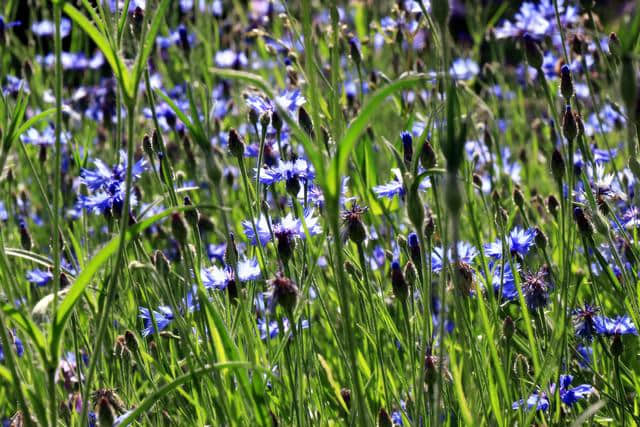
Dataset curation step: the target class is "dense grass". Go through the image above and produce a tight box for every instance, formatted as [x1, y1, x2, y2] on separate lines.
[1, 0, 640, 425]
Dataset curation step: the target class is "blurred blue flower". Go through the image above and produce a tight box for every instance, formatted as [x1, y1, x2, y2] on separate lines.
[32, 18, 71, 37]
[594, 315, 637, 336]
[243, 211, 321, 246]
[26, 269, 53, 287]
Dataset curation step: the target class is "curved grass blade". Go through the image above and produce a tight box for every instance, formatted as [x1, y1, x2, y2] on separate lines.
[328, 73, 432, 197]
[61, 2, 132, 99]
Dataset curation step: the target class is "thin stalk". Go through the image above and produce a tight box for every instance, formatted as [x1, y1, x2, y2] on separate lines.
[49, 4, 64, 424]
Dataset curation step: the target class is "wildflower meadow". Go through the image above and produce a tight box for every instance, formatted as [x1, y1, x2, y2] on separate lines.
[1, 0, 640, 425]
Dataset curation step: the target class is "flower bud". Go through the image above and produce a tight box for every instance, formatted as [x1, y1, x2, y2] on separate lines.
[224, 233, 238, 268]
[513, 188, 525, 210]
[609, 32, 621, 59]
[152, 129, 164, 154]
[228, 128, 245, 158]
[551, 148, 565, 183]
[18, 220, 32, 251]
[391, 261, 408, 301]
[152, 250, 171, 276]
[503, 315, 515, 340]
[560, 64, 573, 100]
[573, 206, 594, 238]
[562, 105, 578, 142]
[96, 397, 115, 427]
[248, 108, 259, 127]
[378, 409, 393, 427]
[404, 260, 418, 288]
[183, 196, 200, 226]
[342, 204, 368, 245]
[547, 195, 560, 218]
[143, 133, 153, 159]
[271, 110, 283, 133]
[611, 335, 623, 358]
[401, 131, 413, 168]
[407, 232, 421, 269]
[420, 139, 437, 169]
[523, 33, 543, 70]
[298, 106, 314, 139]
[424, 214, 435, 240]
[271, 272, 299, 313]
[348, 36, 362, 67]
[534, 227, 547, 250]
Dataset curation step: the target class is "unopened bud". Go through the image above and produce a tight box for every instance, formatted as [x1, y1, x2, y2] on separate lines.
[523, 33, 543, 70]
[560, 65, 574, 100]
[298, 106, 314, 138]
[228, 129, 245, 158]
[562, 105, 578, 142]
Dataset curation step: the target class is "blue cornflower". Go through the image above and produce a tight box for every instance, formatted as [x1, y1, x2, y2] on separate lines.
[491, 262, 519, 301]
[0, 202, 8, 222]
[485, 227, 537, 259]
[201, 258, 261, 291]
[521, 267, 553, 309]
[373, 168, 430, 201]
[245, 89, 306, 115]
[36, 52, 104, 71]
[555, 375, 595, 406]
[576, 344, 593, 369]
[512, 390, 549, 411]
[26, 269, 53, 287]
[513, 375, 594, 411]
[32, 18, 71, 37]
[3, 75, 28, 96]
[207, 242, 227, 263]
[243, 211, 321, 246]
[215, 49, 248, 68]
[257, 317, 309, 340]
[594, 315, 638, 336]
[373, 179, 405, 200]
[80, 151, 147, 192]
[20, 124, 70, 146]
[139, 306, 174, 337]
[257, 159, 315, 186]
[431, 242, 478, 273]
[0, 329, 24, 362]
[0, 15, 21, 35]
[572, 304, 600, 341]
[449, 58, 479, 81]
[180, 0, 223, 15]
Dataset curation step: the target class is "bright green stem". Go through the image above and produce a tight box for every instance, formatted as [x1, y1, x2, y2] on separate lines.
[49, 4, 64, 424]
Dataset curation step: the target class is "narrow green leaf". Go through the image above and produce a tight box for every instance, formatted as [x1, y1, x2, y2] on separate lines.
[328, 74, 431, 197]
[62, 3, 132, 99]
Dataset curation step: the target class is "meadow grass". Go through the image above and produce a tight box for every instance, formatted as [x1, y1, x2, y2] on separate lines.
[0, 0, 640, 425]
